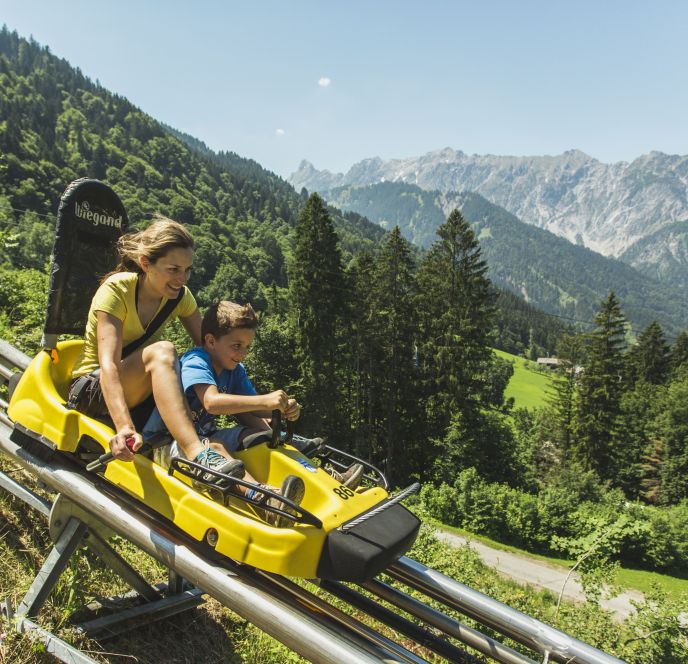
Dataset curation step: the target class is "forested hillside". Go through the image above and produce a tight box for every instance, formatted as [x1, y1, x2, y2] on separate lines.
[0, 27, 385, 306]
[323, 181, 688, 336]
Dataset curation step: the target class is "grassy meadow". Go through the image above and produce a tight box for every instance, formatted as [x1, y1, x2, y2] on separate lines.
[494, 348, 553, 409]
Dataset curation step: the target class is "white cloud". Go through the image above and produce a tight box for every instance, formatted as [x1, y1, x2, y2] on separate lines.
[275, 128, 285, 136]
[318, 77, 331, 87]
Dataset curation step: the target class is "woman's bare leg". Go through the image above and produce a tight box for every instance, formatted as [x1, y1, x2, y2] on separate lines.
[117, 342, 266, 482]
[118, 341, 205, 460]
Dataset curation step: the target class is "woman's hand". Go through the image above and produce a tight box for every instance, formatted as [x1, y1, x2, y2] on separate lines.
[284, 398, 301, 421]
[109, 429, 143, 461]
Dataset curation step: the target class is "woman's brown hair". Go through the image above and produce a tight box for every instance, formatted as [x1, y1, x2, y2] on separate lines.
[104, 215, 194, 281]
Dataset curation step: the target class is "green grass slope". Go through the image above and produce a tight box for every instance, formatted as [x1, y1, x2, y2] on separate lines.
[495, 348, 553, 409]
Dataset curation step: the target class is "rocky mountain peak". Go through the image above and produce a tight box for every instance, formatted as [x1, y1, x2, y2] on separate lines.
[288, 148, 688, 277]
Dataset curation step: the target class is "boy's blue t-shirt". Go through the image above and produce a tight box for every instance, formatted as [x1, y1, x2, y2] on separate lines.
[180, 347, 257, 436]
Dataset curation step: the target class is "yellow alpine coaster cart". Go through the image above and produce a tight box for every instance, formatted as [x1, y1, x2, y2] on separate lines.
[7, 178, 420, 581]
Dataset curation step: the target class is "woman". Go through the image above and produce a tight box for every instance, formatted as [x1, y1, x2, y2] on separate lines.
[69, 215, 304, 525]
[69, 216, 231, 473]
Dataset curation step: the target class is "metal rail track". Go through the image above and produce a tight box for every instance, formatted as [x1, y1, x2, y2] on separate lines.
[0, 339, 625, 664]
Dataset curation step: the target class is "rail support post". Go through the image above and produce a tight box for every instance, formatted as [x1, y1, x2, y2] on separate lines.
[2, 493, 205, 662]
[17, 516, 88, 617]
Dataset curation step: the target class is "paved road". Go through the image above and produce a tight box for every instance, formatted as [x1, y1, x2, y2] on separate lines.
[435, 530, 644, 621]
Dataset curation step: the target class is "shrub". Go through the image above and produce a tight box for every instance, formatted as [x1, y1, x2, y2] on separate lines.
[420, 473, 688, 573]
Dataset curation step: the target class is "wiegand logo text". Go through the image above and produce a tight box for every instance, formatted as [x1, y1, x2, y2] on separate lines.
[74, 200, 123, 228]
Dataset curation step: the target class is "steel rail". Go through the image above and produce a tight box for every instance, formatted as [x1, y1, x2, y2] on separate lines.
[319, 579, 481, 664]
[0, 468, 52, 516]
[388, 557, 626, 664]
[0, 338, 30, 372]
[0, 423, 423, 664]
[238, 570, 428, 664]
[359, 577, 536, 664]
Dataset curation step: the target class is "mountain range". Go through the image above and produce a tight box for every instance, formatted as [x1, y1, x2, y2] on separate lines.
[289, 149, 688, 290]
[318, 181, 688, 336]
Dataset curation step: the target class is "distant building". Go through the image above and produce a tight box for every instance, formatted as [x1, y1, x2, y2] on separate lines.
[537, 357, 563, 370]
[537, 357, 583, 374]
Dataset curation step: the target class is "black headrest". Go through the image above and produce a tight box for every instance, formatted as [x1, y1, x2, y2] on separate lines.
[43, 178, 129, 345]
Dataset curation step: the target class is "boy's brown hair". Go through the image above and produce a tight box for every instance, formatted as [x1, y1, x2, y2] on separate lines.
[201, 301, 259, 340]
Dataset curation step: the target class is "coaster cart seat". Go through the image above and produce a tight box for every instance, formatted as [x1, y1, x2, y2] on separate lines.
[8, 178, 420, 581]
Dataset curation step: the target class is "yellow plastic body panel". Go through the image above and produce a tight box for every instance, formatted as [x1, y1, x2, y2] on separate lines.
[107, 447, 387, 577]
[8, 340, 110, 452]
[8, 341, 390, 577]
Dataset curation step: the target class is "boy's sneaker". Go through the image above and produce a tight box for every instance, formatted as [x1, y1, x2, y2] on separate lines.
[287, 433, 325, 457]
[254, 475, 305, 528]
[192, 441, 245, 489]
[328, 463, 364, 490]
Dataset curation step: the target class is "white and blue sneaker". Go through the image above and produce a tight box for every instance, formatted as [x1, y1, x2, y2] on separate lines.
[192, 440, 245, 489]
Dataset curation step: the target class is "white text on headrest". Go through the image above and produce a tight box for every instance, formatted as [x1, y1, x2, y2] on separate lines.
[75, 200, 122, 228]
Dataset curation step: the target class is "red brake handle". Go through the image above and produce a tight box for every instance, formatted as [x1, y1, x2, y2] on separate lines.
[86, 435, 137, 473]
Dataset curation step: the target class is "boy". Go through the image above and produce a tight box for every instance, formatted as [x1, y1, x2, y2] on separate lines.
[180, 301, 362, 485]
[145, 301, 360, 526]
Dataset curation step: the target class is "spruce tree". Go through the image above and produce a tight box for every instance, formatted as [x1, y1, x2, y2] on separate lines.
[654, 373, 688, 503]
[346, 228, 421, 482]
[574, 292, 627, 479]
[626, 321, 670, 386]
[417, 209, 495, 422]
[372, 227, 420, 482]
[549, 333, 585, 454]
[618, 382, 660, 499]
[288, 193, 346, 440]
[347, 250, 379, 459]
[669, 331, 688, 374]
[415, 209, 496, 476]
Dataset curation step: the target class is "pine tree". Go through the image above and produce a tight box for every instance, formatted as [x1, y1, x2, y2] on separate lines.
[627, 321, 670, 385]
[574, 292, 627, 479]
[416, 209, 495, 425]
[617, 381, 662, 499]
[415, 209, 497, 477]
[654, 372, 688, 503]
[347, 250, 379, 459]
[288, 193, 346, 440]
[669, 331, 688, 374]
[372, 227, 420, 482]
[549, 333, 585, 454]
[345, 228, 421, 482]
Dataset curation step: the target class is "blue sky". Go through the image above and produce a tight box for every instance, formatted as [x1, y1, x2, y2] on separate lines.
[4, 1, 687, 178]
